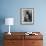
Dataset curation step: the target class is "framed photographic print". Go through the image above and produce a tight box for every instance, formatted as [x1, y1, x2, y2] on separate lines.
[20, 8, 34, 24]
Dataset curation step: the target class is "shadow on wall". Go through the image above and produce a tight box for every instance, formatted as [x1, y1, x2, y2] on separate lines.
[0, 16, 5, 32]
[0, 33, 4, 46]
[0, 16, 5, 46]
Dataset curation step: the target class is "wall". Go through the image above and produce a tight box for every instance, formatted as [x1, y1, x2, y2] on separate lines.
[0, 0, 46, 32]
[0, 0, 46, 46]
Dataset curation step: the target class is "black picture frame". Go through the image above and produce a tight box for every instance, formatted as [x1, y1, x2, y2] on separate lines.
[20, 8, 34, 25]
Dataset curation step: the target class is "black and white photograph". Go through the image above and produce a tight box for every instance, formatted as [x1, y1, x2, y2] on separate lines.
[20, 8, 34, 24]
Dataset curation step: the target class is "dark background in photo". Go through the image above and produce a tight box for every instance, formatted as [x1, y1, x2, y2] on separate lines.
[24, 11, 32, 22]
